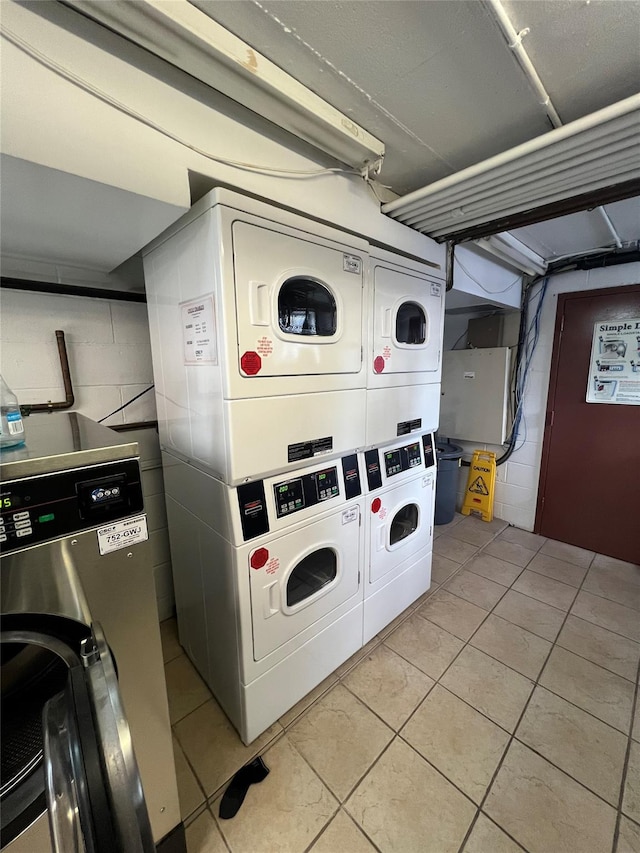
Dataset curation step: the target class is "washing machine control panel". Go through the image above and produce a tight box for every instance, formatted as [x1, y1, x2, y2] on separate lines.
[383, 441, 422, 478]
[274, 466, 339, 519]
[0, 459, 144, 554]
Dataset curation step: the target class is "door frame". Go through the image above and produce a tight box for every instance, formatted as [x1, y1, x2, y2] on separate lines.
[534, 282, 640, 534]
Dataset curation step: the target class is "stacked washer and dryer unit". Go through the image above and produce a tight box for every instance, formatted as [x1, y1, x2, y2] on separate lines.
[143, 189, 444, 744]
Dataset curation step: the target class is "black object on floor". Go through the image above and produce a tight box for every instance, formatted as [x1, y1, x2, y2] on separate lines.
[218, 757, 270, 819]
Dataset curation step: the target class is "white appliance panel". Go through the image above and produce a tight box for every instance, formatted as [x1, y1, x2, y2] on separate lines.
[368, 473, 434, 585]
[363, 551, 432, 643]
[366, 383, 440, 448]
[371, 264, 443, 376]
[247, 506, 361, 660]
[232, 221, 364, 378]
[242, 607, 362, 743]
[224, 389, 366, 485]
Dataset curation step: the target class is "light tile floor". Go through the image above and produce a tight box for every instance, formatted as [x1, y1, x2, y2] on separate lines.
[160, 514, 640, 853]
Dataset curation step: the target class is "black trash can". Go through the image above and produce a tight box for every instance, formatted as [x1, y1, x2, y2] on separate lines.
[435, 441, 464, 525]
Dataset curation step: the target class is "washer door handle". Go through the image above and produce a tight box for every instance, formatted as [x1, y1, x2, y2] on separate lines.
[263, 581, 280, 618]
[249, 281, 269, 326]
[381, 308, 392, 339]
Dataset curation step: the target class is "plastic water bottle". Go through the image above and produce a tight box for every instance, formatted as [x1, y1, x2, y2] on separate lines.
[0, 375, 25, 449]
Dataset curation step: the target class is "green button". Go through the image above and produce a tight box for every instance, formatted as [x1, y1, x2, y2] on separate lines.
[38, 513, 55, 523]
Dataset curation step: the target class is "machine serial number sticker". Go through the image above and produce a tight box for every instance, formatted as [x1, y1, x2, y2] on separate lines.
[397, 418, 422, 436]
[343, 254, 362, 274]
[288, 436, 333, 463]
[97, 515, 148, 555]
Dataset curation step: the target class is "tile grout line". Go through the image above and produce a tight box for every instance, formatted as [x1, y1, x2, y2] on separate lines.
[454, 550, 597, 853]
[301, 805, 384, 853]
[171, 735, 211, 825]
[611, 655, 640, 853]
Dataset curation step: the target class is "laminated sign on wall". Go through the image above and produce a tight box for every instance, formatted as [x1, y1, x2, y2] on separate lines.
[586, 318, 640, 405]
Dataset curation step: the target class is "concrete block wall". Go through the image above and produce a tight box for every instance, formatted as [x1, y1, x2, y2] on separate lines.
[443, 262, 640, 531]
[0, 287, 175, 619]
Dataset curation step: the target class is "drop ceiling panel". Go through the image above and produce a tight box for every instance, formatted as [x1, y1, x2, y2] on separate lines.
[510, 211, 619, 259]
[604, 198, 640, 242]
[502, 0, 640, 123]
[193, 0, 551, 192]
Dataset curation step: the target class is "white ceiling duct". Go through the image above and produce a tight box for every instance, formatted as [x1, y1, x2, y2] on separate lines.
[382, 94, 640, 242]
[61, 0, 385, 172]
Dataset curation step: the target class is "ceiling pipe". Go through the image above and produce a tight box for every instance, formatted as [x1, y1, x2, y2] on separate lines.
[596, 206, 624, 249]
[484, 0, 623, 248]
[484, 0, 561, 128]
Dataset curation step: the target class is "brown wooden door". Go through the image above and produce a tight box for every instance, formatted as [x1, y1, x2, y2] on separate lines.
[536, 283, 640, 563]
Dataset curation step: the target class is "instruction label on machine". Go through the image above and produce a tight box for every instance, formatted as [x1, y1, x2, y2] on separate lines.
[288, 436, 333, 463]
[97, 515, 148, 555]
[181, 295, 217, 364]
[586, 318, 640, 405]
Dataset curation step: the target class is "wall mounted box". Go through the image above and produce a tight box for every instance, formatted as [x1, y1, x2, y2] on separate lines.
[439, 347, 512, 445]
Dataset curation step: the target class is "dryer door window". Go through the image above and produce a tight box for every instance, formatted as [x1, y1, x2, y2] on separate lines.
[278, 278, 337, 337]
[390, 503, 419, 546]
[287, 548, 337, 607]
[396, 302, 426, 345]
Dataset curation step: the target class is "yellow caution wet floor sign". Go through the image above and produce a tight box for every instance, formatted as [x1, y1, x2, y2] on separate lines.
[461, 450, 496, 522]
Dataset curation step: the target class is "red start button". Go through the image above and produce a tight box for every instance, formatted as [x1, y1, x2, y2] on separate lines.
[371, 497, 382, 513]
[250, 548, 269, 569]
[241, 351, 262, 375]
[373, 356, 385, 374]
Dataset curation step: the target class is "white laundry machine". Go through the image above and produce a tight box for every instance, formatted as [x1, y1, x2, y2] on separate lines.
[362, 433, 436, 643]
[143, 188, 370, 485]
[161, 451, 365, 744]
[366, 249, 445, 448]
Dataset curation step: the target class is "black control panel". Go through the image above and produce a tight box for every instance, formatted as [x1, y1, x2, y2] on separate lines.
[237, 480, 269, 541]
[274, 466, 339, 519]
[341, 454, 362, 500]
[0, 460, 144, 555]
[422, 433, 436, 469]
[364, 449, 382, 491]
[383, 441, 423, 478]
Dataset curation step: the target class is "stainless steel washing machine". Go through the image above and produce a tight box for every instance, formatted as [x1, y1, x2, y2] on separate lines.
[0, 414, 184, 853]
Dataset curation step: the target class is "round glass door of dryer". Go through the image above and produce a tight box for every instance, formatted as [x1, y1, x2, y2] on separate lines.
[286, 548, 337, 607]
[278, 278, 337, 337]
[395, 302, 426, 346]
[389, 503, 419, 546]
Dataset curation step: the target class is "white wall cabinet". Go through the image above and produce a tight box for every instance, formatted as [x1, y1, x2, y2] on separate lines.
[439, 347, 512, 445]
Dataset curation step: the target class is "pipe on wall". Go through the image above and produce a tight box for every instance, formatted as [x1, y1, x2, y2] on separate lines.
[22, 330, 75, 413]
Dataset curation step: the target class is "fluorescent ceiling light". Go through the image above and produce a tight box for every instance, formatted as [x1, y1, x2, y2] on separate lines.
[475, 234, 547, 277]
[62, 0, 385, 172]
[382, 95, 640, 242]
